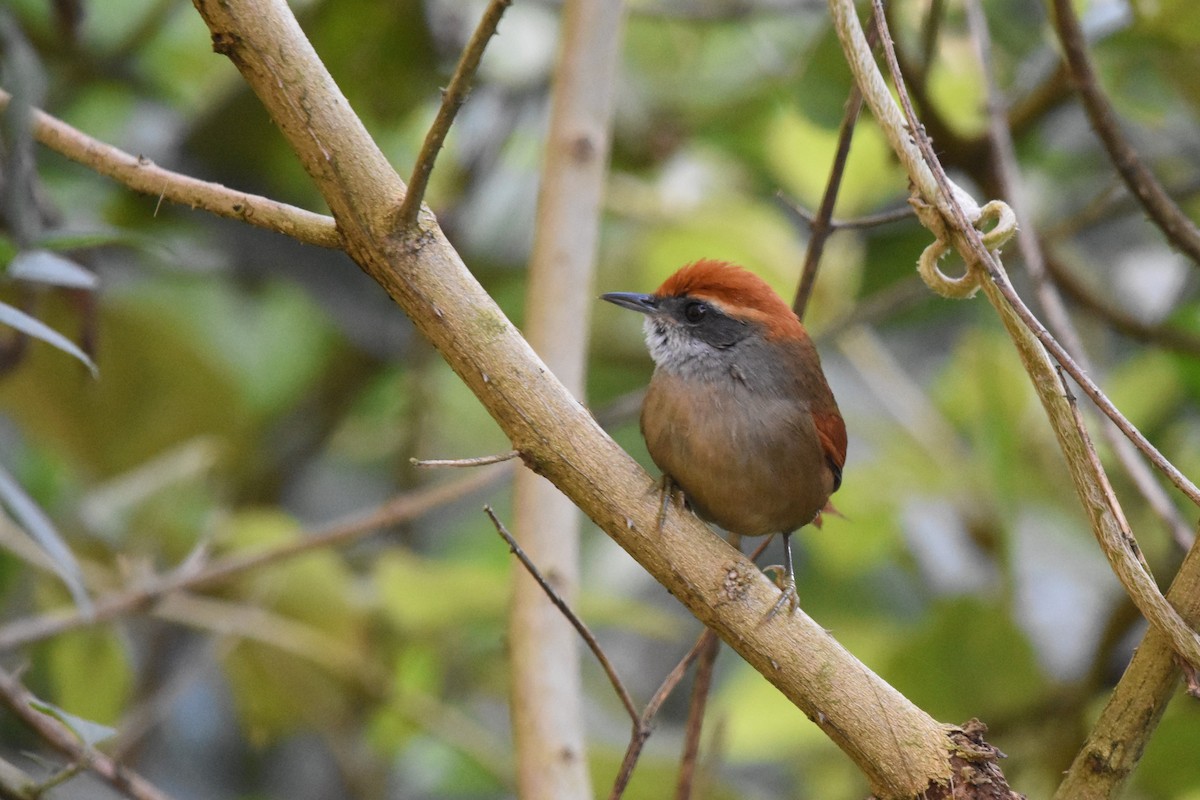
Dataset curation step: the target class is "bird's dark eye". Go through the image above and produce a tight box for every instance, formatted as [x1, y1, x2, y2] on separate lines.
[683, 301, 708, 323]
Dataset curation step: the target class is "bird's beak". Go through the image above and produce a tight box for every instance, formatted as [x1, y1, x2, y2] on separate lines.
[601, 292, 659, 315]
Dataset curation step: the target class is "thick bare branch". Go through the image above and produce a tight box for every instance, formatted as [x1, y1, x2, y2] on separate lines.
[187, 1, 959, 796]
[1053, 530, 1200, 799]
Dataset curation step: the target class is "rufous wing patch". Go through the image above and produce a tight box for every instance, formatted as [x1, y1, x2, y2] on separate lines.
[812, 410, 847, 493]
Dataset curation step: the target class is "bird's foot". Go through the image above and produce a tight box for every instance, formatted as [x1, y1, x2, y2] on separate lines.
[761, 565, 799, 620]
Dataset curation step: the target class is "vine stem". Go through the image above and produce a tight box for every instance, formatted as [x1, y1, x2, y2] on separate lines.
[828, 0, 1200, 672]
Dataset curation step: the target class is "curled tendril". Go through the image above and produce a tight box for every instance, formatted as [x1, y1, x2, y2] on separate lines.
[913, 194, 1017, 300]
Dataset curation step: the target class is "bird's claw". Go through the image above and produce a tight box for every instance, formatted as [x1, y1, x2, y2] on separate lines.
[762, 565, 799, 620]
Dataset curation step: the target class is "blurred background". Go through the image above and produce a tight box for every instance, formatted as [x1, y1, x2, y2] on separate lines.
[1, 0, 1199, 797]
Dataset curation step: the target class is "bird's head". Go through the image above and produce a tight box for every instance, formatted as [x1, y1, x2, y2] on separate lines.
[601, 260, 806, 375]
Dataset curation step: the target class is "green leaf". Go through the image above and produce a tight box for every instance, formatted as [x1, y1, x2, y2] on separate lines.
[43, 627, 131, 725]
[7, 249, 99, 289]
[217, 510, 362, 640]
[0, 461, 92, 613]
[886, 596, 1044, 720]
[374, 550, 508, 634]
[0, 301, 98, 377]
[28, 698, 117, 747]
[223, 636, 356, 745]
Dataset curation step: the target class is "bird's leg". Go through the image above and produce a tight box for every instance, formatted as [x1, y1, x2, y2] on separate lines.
[655, 474, 682, 534]
[764, 532, 799, 619]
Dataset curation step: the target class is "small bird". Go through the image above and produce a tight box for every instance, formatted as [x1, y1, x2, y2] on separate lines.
[602, 259, 846, 616]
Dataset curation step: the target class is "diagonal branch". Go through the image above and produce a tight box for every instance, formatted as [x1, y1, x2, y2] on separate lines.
[962, 0, 1194, 553]
[833, 0, 1200, 675]
[0, 87, 342, 248]
[1049, 0, 1200, 265]
[186, 1, 964, 796]
[1052, 527, 1200, 799]
[487, 505, 639, 725]
[0, 463, 510, 651]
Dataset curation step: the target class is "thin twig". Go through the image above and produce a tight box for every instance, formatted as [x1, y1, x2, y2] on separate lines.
[1059, 368, 1154, 573]
[674, 629, 720, 800]
[0, 463, 511, 651]
[792, 82, 865, 320]
[485, 505, 640, 725]
[1050, 0, 1200, 265]
[963, 0, 1194, 551]
[411, 450, 520, 468]
[993, 262, 1200, 508]
[396, 0, 513, 230]
[861, 0, 1200, 513]
[861, 0, 1200, 669]
[0, 88, 341, 249]
[0, 667, 178, 800]
[609, 628, 719, 800]
[778, 193, 913, 232]
[1043, 249, 1200, 356]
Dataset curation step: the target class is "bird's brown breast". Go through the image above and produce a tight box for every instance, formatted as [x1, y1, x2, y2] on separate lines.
[640, 369, 837, 536]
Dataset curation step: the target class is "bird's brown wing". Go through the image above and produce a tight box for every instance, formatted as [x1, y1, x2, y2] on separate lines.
[812, 410, 846, 492]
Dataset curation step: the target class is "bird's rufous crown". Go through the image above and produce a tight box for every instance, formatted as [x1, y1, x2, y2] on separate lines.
[656, 259, 806, 341]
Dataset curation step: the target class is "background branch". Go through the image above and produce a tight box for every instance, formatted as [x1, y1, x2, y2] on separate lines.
[0, 463, 510, 651]
[792, 82, 863, 320]
[0, 88, 341, 248]
[1049, 0, 1200, 265]
[0, 667, 177, 800]
[507, 0, 625, 795]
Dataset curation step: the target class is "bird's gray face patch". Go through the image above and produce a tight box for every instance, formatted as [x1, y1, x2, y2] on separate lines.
[643, 315, 746, 379]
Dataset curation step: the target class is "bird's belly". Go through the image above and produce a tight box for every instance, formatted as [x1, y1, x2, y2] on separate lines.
[641, 376, 830, 536]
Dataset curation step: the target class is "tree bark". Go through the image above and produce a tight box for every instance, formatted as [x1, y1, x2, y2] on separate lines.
[188, 1, 980, 795]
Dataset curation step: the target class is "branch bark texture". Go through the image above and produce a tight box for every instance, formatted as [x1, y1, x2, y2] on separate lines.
[1054, 530, 1200, 799]
[188, 0, 958, 796]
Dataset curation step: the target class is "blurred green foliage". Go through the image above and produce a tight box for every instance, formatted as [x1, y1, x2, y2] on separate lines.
[1, 0, 1199, 798]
